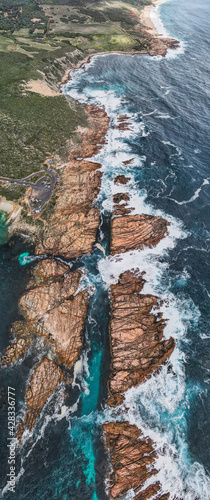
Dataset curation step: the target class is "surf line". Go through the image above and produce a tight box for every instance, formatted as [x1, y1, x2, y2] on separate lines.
[62, 56, 192, 500]
[168, 178, 210, 205]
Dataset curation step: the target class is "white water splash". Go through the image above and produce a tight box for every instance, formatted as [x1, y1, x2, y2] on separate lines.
[62, 53, 209, 499]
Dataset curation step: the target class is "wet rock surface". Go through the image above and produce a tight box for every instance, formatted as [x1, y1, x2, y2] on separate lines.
[17, 357, 64, 442]
[114, 175, 131, 185]
[111, 213, 169, 255]
[103, 421, 166, 500]
[108, 270, 175, 404]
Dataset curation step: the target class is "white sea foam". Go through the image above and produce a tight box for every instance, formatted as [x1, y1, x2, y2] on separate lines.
[142, 108, 157, 117]
[156, 113, 175, 119]
[72, 351, 90, 396]
[61, 53, 209, 499]
[150, 3, 169, 38]
[149, 2, 186, 59]
[165, 39, 186, 59]
[162, 140, 182, 156]
[168, 178, 210, 205]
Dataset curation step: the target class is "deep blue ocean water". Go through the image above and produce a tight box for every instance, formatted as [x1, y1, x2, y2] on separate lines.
[1, 0, 210, 498]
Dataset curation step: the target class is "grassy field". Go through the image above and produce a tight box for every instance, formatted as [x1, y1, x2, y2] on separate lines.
[0, 42, 87, 199]
[0, 0, 152, 204]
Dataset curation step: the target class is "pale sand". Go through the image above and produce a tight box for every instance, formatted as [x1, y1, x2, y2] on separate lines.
[0, 198, 14, 214]
[140, 0, 169, 37]
[24, 79, 60, 97]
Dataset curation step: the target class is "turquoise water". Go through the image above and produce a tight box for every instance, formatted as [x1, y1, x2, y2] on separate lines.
[0, 212, 8, 246]
[1, 0, 210, 498]
[18, 252, 30, 265]
[81, 351, 102, 417]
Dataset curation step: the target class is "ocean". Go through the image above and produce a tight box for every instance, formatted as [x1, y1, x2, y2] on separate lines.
[0, 0, 210, 498]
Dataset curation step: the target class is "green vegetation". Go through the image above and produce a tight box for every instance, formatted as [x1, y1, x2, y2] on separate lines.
[0, 210, 8, 244]
[0, 0, 48, 34]
[0, 45, 87, 190]
[0, 184, 26, 201]
[0, 0, 152, 208]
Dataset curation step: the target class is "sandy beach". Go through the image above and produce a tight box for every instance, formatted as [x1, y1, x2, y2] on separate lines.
[140, 0, 169, 37]
[24, 79, 61, 97]
[0, 197, 14, 214]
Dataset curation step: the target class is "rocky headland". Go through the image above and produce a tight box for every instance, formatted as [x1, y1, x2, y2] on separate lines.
[146, 32, 179, 57]
[103, 187, 175, 498]
[1, 28, 177, 494]
[36, 104, 109, 258]
[2, 103, 109, 442]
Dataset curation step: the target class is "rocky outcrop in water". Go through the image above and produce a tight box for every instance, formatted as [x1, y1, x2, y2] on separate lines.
[3, 259, 88, 440]
[117, 115, 131, 131]
[105, 192, 175, 497]
[107, 270, 175, 407]
[148, 35, 179, 57]
[140, 24, 179, 57]
[104, 421, 169, 500]
[17, 357, 64, 441]
[114, 175, 131, 185]
[111, 213, 169, 255]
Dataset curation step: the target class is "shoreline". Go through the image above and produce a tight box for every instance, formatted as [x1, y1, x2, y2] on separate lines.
[1, 0, 178, 494]
[140, 0, 169, 38]
[61, 69, 176, 498]
[60, 39, 178, 89]
[60, 50, 147, 86]
[59, 2, 178, 88]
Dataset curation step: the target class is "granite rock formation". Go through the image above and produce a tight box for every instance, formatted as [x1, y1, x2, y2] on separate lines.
[104, 421, 169, 500]
[117, 115, 131, 131]
[17, 357, 64, 441]
[107, 270, 175, 407]
[37, 105, 109, 258]
[2, 260, 89, 440]
[105, 192, 175, 498]
[147, 35, 179, 57]
[7, 105, 109, 441]
[111, 213, 169, 255]
[114, 175, 131, 185]
[20, 264, 88, 368]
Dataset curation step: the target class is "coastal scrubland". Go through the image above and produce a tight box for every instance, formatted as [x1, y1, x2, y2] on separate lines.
[0, 0, 152, 204]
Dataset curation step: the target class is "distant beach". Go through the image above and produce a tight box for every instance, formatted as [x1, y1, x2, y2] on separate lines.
[141, 0, 169, 37]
